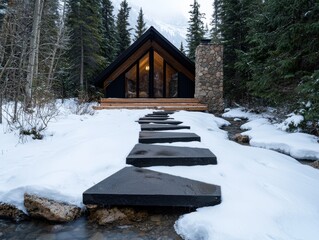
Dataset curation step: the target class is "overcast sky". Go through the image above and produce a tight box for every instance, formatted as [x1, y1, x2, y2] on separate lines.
[125, 0, 213, 26]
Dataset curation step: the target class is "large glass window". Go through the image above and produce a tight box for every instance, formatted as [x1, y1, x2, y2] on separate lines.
[124, 50, 179, 98]
[139, 53, 149, 98]
[125, 64, 137, 98]
[166, 64, 178, 97]
[154, 51, 164, 97]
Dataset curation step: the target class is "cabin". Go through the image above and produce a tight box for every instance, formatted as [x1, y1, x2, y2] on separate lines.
[94, 27, 224, 112]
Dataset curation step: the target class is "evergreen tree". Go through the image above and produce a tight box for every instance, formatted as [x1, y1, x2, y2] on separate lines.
[115, 0, 132, 55]
[134, 7, 146, 41]
[66, 0, 105, 97]
[101, 0, 116, 65]
[231, 0, 319, 133]
[179, 42, 185, 54]
[243, 0, 319, 104]
[218, 0, 257, 102]
[211, 0, 222, 43]
[186, 0, 205, 61]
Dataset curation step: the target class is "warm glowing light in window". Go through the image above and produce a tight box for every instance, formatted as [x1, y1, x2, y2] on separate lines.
[145, 65, 150, 71]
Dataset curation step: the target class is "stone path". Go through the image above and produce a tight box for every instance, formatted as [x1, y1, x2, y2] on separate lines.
[83, 111, 221, 208]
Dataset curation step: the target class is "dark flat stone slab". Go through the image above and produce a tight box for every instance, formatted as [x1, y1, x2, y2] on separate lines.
[152, 111, 174, 115]
[139, 131, 200, 143]
[83, 167, 221, 207]
[145, 114, 169, 118]
[137, 120, 183, 125]
[126, 144, 217, 167]
[141, 124, 190, 131]
[139, 117, 172, 120]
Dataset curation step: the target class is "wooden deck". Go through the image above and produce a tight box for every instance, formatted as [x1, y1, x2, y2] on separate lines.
[94, 98, 208, 111]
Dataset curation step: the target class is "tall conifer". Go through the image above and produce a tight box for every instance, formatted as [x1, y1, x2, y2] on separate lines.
[134, 7, 146, 41]
[115, 0, 132, 55]
[186, 0, 205, 61]
[101, 0, 116, 65]
[66, 0, 105, 97]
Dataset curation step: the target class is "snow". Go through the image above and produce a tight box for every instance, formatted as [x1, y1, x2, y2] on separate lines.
[1, 102, 319, 240]
[223, 108, 319, 161]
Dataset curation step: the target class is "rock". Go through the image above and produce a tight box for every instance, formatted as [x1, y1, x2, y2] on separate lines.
[233, 133, 250, 144]
[310, 161, 319, 169]
[88, 207, 127, 225]
[24, 193, 81, 222]
[0, 202, 28, 222]
[121, 207, 148, 222]
[87, 206, 149, 225]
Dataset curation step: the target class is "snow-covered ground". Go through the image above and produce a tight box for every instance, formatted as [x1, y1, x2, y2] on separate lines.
[223, 108, 319, 161]
[1, 101, 319, 240]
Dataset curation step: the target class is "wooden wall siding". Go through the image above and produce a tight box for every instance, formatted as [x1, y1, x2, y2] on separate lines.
[103, 41, 195, 89]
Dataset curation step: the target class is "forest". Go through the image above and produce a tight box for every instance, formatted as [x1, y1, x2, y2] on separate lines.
[0, 0, 318, 135]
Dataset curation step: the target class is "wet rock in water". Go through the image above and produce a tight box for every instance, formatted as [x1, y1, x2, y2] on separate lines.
[121, 208, 148, 222]
[310, 161, 319, 169]
[88, 207, 127, 225]
[233, 133, 250, 144]
[87, 206, 149, 225]
[24, 193, 81, 222]
[0, 202, 28, 222]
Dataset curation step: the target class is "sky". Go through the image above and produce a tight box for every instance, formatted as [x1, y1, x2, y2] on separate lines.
[125, 0, 213, 26]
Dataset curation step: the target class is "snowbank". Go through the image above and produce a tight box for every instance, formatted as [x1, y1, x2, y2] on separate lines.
[223, 108, 319, 161]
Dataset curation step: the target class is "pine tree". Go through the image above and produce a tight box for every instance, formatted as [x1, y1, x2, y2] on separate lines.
[101, 0, 116, 65]
[179, 42, 185, 54]
[218, 0, 258, 102]
[66, 0, 105, 97]
[115, 0, 132, 55]
[211, 0, 222, 43]
[244, 0, 319, 104]
[186, 0, 205, 61]
[134, 7, 146, 41]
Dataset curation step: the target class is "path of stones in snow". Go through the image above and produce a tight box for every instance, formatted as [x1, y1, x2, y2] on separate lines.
[83, 111, 221, 208]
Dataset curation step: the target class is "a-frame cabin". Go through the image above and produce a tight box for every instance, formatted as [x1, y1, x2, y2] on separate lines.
[94, 26, 207, 111]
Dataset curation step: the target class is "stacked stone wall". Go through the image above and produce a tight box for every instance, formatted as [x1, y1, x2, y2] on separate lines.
[195, 43, 224, 113]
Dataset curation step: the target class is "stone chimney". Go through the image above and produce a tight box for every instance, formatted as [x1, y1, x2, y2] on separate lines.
[195, 41, 224, 113]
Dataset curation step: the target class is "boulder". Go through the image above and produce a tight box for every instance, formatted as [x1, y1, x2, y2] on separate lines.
[24, 193, 81, 222]
[233, 133, 250, 144]
[0, 202, 28, 222]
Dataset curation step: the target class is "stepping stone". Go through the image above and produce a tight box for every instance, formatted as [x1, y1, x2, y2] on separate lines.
[83, 167, 221, 208]
[145, 114, 169, 118]
[139, 117, 172, 120]
[139, 131, 200, 143]
[141, 124, 190, 131]
[152, 111, 174, 115]
[126, 144, 217, 167]
[137, 120, 183, 125]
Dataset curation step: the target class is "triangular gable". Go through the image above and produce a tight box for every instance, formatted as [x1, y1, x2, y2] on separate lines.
[95, 26, 195, 89]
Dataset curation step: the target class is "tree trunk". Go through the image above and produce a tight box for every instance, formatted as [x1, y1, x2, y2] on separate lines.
[47, 0, 67, 89]
[80, 25, 84, 93]
[25, 0, 44, 107]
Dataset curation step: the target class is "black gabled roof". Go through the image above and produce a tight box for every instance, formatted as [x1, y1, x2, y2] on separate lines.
[95, 26, 195, 88]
